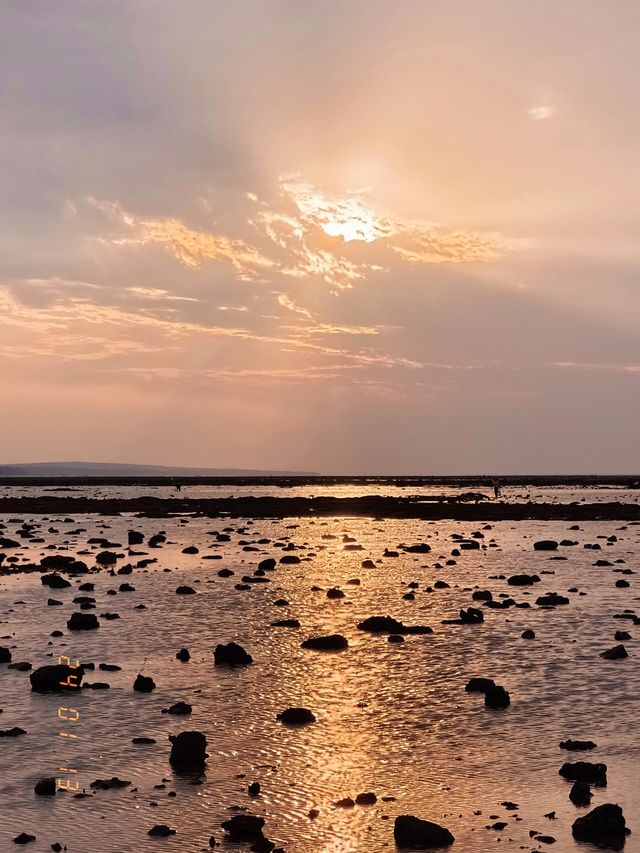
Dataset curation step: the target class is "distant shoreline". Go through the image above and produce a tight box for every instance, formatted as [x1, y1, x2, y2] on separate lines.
[1, 494, 640, 520]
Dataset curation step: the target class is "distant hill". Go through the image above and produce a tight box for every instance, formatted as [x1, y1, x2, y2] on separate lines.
[0, 461, 317, 477]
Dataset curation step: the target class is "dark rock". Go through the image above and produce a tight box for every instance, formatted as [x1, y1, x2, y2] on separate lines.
[221, 814, 265, 843]
[148, 825, 176, 837]
[271, 619, 300, 628]
[601, 644, 628, 660]
[534, 540, 559, 551]
[560, 761, 607, 786]
[96, 551, 118, 564]
[67, 612, 99, 630]
[132, 737, 156, 744]
[0, 646, 12, 663]
[277, 707, 316, 725]
[521, 629, 536, 639]
[357, 615, 405, 633]
[176, 648, 190, 662]
[508, 574, 540, 586]
[214, 642, 253, 666]
[30, 664, 84, 693]
[163, 701, 192, 715]
[41, 573, 71, 589]
[34, 777, 56, 796]
[485, 685, 510, 709]
[465, 677, 496, 693]
[394, 815, 455, 848]
[356, 791, 377, 805]
[301, 634, 348, 651]
[536, 593, 570, 606]
[169, 730, 208, 769]
[561, 740, 597, 751]
[459, 607, 484, 624]
[133, 674, 156, 692]
[176, 585, 196, 595]
[572, 804, 628, 850]
[13, 833, 36, 845]
[182, 546, 199, 554]
[90, 777, 131, 790]
[570, 780, 593, 807]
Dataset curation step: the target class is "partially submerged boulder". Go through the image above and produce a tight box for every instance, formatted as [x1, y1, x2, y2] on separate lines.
[169, 730, 208, 770]
[31, 664, 84, 693]
[394, 815, 455, 848]
[572, 804, 629, 850]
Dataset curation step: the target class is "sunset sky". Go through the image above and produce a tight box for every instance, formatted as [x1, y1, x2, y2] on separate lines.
[2, 1, 640, 473]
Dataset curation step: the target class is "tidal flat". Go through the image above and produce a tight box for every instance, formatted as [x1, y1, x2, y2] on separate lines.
[1, 509, 638, 851]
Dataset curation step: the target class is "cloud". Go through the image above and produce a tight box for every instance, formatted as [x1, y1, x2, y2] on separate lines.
[529, 104, 554, 120]
[93, 200, 274, 279]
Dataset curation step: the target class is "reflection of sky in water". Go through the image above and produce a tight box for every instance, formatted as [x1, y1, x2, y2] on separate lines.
[0, 514, 639, 851]
[1, 483, 640, 504]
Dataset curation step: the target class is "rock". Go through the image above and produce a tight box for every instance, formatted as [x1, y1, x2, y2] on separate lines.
[521, 629, 536, 639]
[214, 642, 253, 666]
[569, 780, 592, 807]
[182, 546, 199, 554]
[259, 558, 276, 571]
[90, 777, 131, 790]
[560, 740, 597, 751]
[0, 646, 12, 663]
[301, 634, 348, 651]
[41, 573, 71, 589]
[13, 833, 36, 845]
[357, 615, 405, 633]
[465, 677, 496, 693]
[96, 551, 118, 564]
[279, 555, 300, 564]
[485, 685, 510, 709]
[30, 664, 84, 693]
[163, 701, 192, 715]
[248, 781, 261, 797]
[132, 737, 156, 744]
[560, 762, 607, 786]
[572, 804, 628, 850]
[277, 707, 316, 725]
[176, 648, 190, 662]
[356, 792, 377, 805]
[534, 540, 559, 551]
[601, 644, 628, 660]
[508, 574, 540, 586]
[221, 814, 265, 843]
[536, 593, 570, 606]
[327, 587, 345, 599]
[176, 585, 196, 595]
[615, 631, 632, 641]
[271, 619, 301, 628]
[148, 825, 176, 837]
[133, 674, 156, 692]
[169, 730, 208, 769]
[67, 612, 99, 630]
[394, 815, 455, 848]
[0, 727, 26, 737]
[459, 607, 484, 624]
[128, 530, 144, 545]
[404, 544, 431, 553]
[34, 777, 56, 796]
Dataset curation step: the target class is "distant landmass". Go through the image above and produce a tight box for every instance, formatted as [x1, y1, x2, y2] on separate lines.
[0, 461, 317, 477]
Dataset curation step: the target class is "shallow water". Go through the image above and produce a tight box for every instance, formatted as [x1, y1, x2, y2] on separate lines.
[1, 513, 639, 852]
[2, 482, 640, 505]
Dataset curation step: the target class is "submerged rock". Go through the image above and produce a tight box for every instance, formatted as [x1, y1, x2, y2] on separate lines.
[570, 780, 593, 807]
[133, 674, 156, 692]
[67, 612, 99, 631]
[394, 815, 455, 848]
[601, 644, 629, 660]
[221, 814, 265, 843]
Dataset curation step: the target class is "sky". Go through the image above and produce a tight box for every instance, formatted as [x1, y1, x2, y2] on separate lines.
[1, 0, 640, 474]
